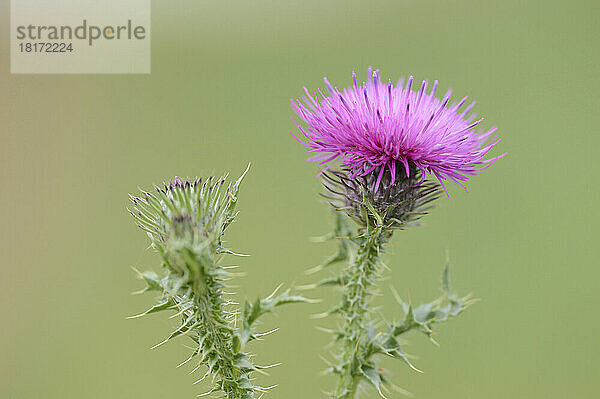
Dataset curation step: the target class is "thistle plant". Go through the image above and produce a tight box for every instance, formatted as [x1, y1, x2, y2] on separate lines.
[128, 166, 309, 399]
[290, 68, 505, 398]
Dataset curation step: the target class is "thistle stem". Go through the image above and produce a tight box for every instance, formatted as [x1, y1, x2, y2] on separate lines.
[198, 290, 251, 398]
[164, 244, 255, 399]
[335, 227, 386, 399]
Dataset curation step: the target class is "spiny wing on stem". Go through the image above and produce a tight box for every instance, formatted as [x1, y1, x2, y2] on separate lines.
[355, 263, 473, 397]
[391, 263, 474, 340]
[240, 288, 313, 345]
[306, 211, 354, 276]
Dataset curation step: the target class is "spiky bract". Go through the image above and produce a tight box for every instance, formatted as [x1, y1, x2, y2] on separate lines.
[322, 163, 441, 230]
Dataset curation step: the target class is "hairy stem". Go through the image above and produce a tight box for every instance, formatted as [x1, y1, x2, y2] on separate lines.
[159, 239, 255, 399]
[335, 227, 386, 399]
[196, 292, 252, 398]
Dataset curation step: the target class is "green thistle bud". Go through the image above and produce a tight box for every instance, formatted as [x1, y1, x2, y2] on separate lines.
[127, 166, 310, 399]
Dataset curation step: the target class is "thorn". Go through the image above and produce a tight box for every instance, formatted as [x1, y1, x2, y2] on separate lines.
[238, 162, 251, 184]
[150, 337, 171, 349]
[256, 362, 282, 370]
[254, 328, 280, 338]
[390, 286, 404, 305]
[189, 362, 203, 375]
[130, 265, 144, 278]
[220, 247, 250, 257]
[265, 283, 284, 300]
[197, 389, 216, 397]
[465, 297, 480, 308]
[192, 371, 210, 385]
[177, 354, 198, 371]
[296, 283, 317, 290]
[304, 264, 324, 275]
[408, 362, 423, 374]
[126, 312, 149, 320]
[254, 368, 270, 376]
[309, 232, 334, 242]
[254, 384, 278, 393]
[318, 354, 333, 366]
[388, 382, 414, 397]
[380, 261, 391, 272]
[169, 306, 190, 319]
[323, 341, 336, 351]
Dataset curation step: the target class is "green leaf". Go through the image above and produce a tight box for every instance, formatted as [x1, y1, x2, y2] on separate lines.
[267, 289, 312, 307]
[240, 287, 311, 345]
[391, 263, 472, 343]
[141, 271, 162, 291]
[234, 353, 256, 371]
[361, 364, 386, 398]
[130, 268, 163, 294]
[127, 298, 173, 319]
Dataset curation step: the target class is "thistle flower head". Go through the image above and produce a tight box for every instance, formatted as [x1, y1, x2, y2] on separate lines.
[291, 67, 505, 194]
[128, 170, 247, 251]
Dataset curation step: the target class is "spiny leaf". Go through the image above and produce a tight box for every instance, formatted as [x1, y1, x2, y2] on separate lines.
[392, 264, 472, 342]
[314, 275, 347, 287]
[307, 212, 353, 275]
[127, 298, 173, 319]
[267, 289, 313, 307]
[234, 353, 256, 371]
[240, 288, 312, 345]
[360, 364, 386, 398]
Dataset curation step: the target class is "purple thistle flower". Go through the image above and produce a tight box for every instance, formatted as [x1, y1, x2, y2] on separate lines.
[290, 68, 505, 195]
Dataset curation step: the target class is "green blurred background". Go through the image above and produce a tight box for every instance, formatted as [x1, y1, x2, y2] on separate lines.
[2, 0, 598, 398]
